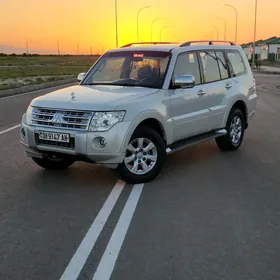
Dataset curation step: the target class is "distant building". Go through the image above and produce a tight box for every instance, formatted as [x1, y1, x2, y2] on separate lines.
[241, 36, 280, 61]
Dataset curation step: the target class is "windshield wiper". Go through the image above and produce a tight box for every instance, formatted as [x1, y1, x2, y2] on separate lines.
[85, 82, 137, 87]
[84, 83, 160, 89]
[84, 83, 116, 86]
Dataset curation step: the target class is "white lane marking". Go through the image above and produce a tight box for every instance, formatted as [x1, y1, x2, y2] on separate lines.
[92, 183, 144, 280]
[59, 180, 126, 280]
[0, 124, 21, 136]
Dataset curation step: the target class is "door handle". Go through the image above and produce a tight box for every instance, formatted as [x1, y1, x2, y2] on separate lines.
[197, 90, 206, 96]
[225, 83, 232, 89]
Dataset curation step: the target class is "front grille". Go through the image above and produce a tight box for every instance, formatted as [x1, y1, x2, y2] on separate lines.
[31, 107, 93, 130]
[35, 133, 75, 149]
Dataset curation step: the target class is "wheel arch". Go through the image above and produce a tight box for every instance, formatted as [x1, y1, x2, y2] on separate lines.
[121, 111, 169, 153]
[223, 98, 248, 129]
[231, 100, 248, 129]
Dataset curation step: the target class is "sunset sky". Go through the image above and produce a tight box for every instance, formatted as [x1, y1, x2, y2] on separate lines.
[1, 0, 280, 54]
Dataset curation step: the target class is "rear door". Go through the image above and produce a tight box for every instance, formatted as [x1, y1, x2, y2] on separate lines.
[169, 51, 210, 142]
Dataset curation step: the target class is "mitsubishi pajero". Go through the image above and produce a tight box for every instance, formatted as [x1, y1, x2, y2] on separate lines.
[20, 40, 257, 183]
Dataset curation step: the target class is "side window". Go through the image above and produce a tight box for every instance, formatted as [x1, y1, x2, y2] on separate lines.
[226, 50, 246, 77]
[173, 52, 201, 84]
[216, 51, 229, 79]
[199, 51, 221, 83]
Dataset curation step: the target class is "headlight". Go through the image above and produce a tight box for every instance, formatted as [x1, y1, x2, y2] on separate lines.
[88, 111, 125, 132]
[25, 105, 33, 125]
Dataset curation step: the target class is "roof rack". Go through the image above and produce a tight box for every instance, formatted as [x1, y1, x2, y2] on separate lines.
[180, 40, 235, 47]
[120, 41, 178, 48]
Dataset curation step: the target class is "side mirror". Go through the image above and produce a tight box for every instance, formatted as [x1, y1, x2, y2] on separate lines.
[174, 74, 195, 89]
[77, 72, 86, 82]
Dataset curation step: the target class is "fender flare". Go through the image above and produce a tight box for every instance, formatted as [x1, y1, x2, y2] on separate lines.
[120, 110, 170, 153]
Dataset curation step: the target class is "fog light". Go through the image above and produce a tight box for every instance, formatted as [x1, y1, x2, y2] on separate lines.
[99, 137, 107, 148]
[21, 128, 26, 137]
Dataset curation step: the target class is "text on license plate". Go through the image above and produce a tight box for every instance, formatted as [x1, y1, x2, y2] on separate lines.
[38, 131, 70, 143]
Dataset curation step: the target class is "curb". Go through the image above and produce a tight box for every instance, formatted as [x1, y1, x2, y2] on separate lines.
[252, 70, 280, 75]
[0, 78, 78, 98]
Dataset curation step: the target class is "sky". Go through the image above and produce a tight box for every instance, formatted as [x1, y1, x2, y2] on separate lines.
[0, 0, 280, 54]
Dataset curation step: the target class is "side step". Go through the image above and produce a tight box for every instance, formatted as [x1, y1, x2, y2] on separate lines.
[166, 129, 227, 155]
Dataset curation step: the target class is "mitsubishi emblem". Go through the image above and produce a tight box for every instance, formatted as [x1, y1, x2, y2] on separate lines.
[52, 112, 63, 124]
[70, 92, 76, 101]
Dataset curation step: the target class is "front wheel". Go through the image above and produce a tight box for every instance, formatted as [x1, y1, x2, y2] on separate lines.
[32, 157, 75, 170]
[115, 126, 166, 184]
[216, 108, 245, 151]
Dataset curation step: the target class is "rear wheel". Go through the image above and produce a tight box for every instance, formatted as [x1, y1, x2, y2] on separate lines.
[32, 157, 75, 170]
[115, 126, 166, 184]
[216, 108, 245, 151]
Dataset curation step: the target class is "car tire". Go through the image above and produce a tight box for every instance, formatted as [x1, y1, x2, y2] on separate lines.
[115, 126, 166, 184]
[32, 157, 75, 170]
[215, 108, 245, 151]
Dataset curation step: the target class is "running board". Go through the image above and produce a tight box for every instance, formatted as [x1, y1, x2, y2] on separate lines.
[166, 129, 227, 155]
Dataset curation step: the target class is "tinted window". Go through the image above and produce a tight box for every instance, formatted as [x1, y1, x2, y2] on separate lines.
[130, 56, 169, 80]
[226, 50, 246, 77]
[173, 52, 201, 84]
[82, 50, 171, 89]
[216, 51, 229, 79]
[92, 57, 125, 81]
[199, 51, 221, 83]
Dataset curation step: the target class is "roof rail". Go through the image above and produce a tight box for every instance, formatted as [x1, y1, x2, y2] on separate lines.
[120, 41, 178, 48]
[180, 40, 235, 47]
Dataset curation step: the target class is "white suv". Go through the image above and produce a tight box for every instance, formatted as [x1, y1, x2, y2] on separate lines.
[20, 40, 257, 183]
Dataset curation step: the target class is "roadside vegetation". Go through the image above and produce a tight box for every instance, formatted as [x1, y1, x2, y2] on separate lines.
[0, 54, 100, 90]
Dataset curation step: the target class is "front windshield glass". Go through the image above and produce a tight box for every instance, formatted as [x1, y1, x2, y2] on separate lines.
[82, 50, 171, 89]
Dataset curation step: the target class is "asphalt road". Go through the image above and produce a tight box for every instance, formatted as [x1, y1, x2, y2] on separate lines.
[0, 74, 280, 280]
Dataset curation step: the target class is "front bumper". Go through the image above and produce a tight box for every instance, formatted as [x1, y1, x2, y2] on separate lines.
[20, 116, 132, 166]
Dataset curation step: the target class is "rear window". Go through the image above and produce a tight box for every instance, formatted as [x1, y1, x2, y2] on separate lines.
[225, 50, 246, 77]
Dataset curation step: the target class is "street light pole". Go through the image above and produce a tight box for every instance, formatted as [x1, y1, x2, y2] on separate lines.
[225, 4, 238, 44]
[115, 0, 119, 48]
[151, 17, 163, 42]
[160, 26, 168, 42]
[252, 0, 258, 68]
[217, 17, 227, 40]
[212, 25, 219, 40]
[137, 5, 151, 42]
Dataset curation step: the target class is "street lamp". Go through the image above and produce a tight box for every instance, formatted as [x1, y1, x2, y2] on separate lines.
[160, 26, 168, 42]
[212, 25, 219, 40]
[151, 17, 163, 42]
[225, 4, 238, 44]
[115, 0, 118, 48]
[217, 17, 227, 40]
[137, 5, 151, 42]
[252, 0, 258, 68]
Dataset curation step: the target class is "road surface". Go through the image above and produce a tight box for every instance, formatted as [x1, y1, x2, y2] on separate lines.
[0, 74, 280, 280]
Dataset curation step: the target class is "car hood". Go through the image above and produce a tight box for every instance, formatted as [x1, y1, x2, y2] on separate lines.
[30, 85, 159, 110]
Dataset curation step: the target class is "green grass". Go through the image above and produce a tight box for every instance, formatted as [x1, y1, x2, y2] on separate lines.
[0, 54, 99, 66]
[0, 76, 66, 91]
[0, 65, 92, 79]
[0, 55, 100, 79]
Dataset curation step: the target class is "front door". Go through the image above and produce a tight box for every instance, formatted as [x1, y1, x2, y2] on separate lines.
[198, 50, 230, 131]
[170, 51, 210, 142]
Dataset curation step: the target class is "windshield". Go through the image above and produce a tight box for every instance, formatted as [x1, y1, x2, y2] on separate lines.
[82, 50, 171, 89]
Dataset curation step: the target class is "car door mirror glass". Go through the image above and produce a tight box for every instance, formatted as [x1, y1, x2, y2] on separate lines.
[77, 72, 86, 81]
[174, 74, 195, 89]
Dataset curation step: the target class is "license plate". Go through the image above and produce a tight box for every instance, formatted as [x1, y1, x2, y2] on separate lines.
[38, 131, 70, 143]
